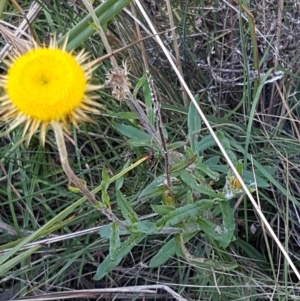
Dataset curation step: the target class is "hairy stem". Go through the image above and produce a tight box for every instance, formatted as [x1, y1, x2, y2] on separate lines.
[52, 121, 125, 228]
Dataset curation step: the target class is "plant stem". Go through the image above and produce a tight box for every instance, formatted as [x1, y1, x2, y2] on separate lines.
[51, 121, 126, 228]
[81, 0, 118, 68]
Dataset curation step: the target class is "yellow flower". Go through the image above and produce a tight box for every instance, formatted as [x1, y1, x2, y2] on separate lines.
[230, 176, 242, 189]
[0, 39, 102, 145]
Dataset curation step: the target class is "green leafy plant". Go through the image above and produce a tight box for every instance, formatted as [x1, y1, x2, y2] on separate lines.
[93, 80, 264, 280]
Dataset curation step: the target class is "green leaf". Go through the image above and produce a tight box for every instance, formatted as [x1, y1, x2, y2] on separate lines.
[140, 186, 168, 200]
[236, 160, 243, 175]
[129, 221, 157, 234]
[126, 139, 159, 151]
[109, 223, 121, 261]
[167, 141, 186, 151]
[62, 0, 133, 51]
[196, 185, 223, 199]
[98, 224, 111, 238]
[218, 200, 236, 247]
[113, 123, 151, 140]
[180, 169, 199, 187]
[143, 75, 155, 125]
[139, 175, 168, 199]
[116, 190, 139, 223]
[0, 246, 40, 277]
[94, 233, 146, 280]
[203, 156, 220, 166]
[185, 146, 197, 157]
[186, 190, 193, 204]
[197, 131, 236, 163]
[149, 232, 198, 268]
[235, 239, 268, 264]
[197, 134, 215, 153]
[197, 213, 235, 248]
[99, 223, 129, 238]
[180, 170, 224, 199]
[170, 155, 196, 173]
[101, 167, 110, 208]
[101, 167, 109, 186]
[68, 179, 86, 193]
[149, 237, 176, 268]
[216, 130, 237, 164]
[156, 200, 215, 228]
[133, 73, 147, 98]
[106, 110, 138, 120]
[194, 161, 220, 181]
[242, 168, 275, 188]
[188, 101, 202, 152]
[151, 204, 175, 215]
[115, 160, 131, 190]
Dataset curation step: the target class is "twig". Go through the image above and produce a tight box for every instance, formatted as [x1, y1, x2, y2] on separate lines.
[8, 285, 188, 301]
[165, 0, 188, 107]
[90, 28, 175, 66]
[130, 3, 150, 71]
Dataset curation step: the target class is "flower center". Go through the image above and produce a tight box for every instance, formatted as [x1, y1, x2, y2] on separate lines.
[6, 48, 87, 122]
[39, 74, 50, 86]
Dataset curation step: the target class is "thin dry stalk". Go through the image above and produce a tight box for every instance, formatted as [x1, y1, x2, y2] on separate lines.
[165, 0, 188, 107]
[4, 285, 188, 301]
[130, 3, 149, 71]
[275, 0, 284, 70]
[267, 0, 284, 121]
[0, 2, 40, 60]
[274, 81, 300, 143]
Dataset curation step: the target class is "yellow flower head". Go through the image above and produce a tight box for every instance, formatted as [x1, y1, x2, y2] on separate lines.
[0, 39, 102, 145]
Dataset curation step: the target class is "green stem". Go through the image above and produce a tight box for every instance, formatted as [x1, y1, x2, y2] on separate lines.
[0, 0, 8, 19]
[58, 0, 132, 51]
[81, 0, 117, 68]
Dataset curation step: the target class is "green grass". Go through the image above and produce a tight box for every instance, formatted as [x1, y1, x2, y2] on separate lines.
[1, 0, 300, 300]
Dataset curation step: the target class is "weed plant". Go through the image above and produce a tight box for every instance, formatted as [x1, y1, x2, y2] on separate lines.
[0, 0, 300, 300]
